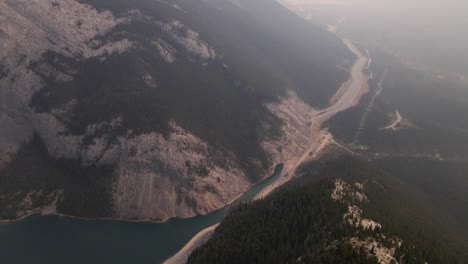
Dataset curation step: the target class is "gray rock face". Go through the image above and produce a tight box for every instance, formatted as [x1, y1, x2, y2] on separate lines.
[0, 0, 249, 220]
[0, 0, 128, 167]
[262, 91, 318, 173]
[152, 39, 177, 64]
[110, 123, 250, 220]
[158, 19, 216, 61]
[0, 0, 348, 221]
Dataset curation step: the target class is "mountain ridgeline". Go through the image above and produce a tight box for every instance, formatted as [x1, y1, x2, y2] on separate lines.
[188, 156, 467, 264]
[0, 0, 351, 221]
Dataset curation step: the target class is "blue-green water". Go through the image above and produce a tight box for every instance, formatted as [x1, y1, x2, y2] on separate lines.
[0, 164, 283, 264]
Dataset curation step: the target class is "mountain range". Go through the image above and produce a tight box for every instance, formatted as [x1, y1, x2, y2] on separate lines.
[0, 0, 351, 221]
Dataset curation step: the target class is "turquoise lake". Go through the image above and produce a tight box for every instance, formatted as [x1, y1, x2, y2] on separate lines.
[0, 164, 283, 264]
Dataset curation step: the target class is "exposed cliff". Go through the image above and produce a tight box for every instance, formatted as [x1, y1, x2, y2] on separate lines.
[0, 0, 351, 221]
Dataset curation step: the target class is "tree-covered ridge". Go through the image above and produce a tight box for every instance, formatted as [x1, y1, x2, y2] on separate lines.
[315, 41, 468, 260]
[188, 178, 372, 264]
[188, 156, 465, 264]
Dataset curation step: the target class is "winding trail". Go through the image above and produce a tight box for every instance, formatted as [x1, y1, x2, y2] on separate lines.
[164, 38, 370, 264]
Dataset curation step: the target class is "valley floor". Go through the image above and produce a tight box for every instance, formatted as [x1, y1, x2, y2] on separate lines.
[164, 37, 371, 264]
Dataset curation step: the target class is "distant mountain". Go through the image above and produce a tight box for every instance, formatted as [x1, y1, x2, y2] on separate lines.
[0, 0, 351, 221]
[188, 156, 467, 264]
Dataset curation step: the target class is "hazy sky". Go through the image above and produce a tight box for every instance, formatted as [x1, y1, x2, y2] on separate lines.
[280, 0, 468, 26]
[278, 0, 468, 74]
[280, 0, 468, 43]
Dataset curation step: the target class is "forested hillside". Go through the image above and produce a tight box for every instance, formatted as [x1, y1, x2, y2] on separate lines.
[188, 156, 467, 263]
[321, 44, 468, 254]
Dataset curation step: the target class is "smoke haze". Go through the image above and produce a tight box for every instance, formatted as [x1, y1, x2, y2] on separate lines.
[279, 0, 468, 76]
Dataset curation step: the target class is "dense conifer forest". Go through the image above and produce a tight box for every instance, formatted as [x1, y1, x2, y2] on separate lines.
[188, 156, 467, 264]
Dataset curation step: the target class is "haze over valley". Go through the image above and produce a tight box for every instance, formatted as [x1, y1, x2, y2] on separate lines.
[0, 0, 467, 263]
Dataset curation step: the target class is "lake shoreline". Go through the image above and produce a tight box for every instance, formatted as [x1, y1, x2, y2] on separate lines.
[0, 165, 283, 225]
[163, 224, 219, 264]
[0, 167, 283, 263]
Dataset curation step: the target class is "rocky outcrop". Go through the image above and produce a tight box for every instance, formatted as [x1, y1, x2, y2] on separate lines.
[107, 123, 250, 220]
[158, 19, 216, 61]
[262, 91, 317, 176]
[0, 0, 131, 167]
[104, 90, 324, 221]
[331, 178, 402, 264]
[0, 0, 340, 220]
[152, 39, 177, 63]
[15, 190, 63, 219]
[1, 0, 238, 221]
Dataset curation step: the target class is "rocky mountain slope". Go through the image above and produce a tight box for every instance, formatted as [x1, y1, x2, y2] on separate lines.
[0, 0, 352, 221]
